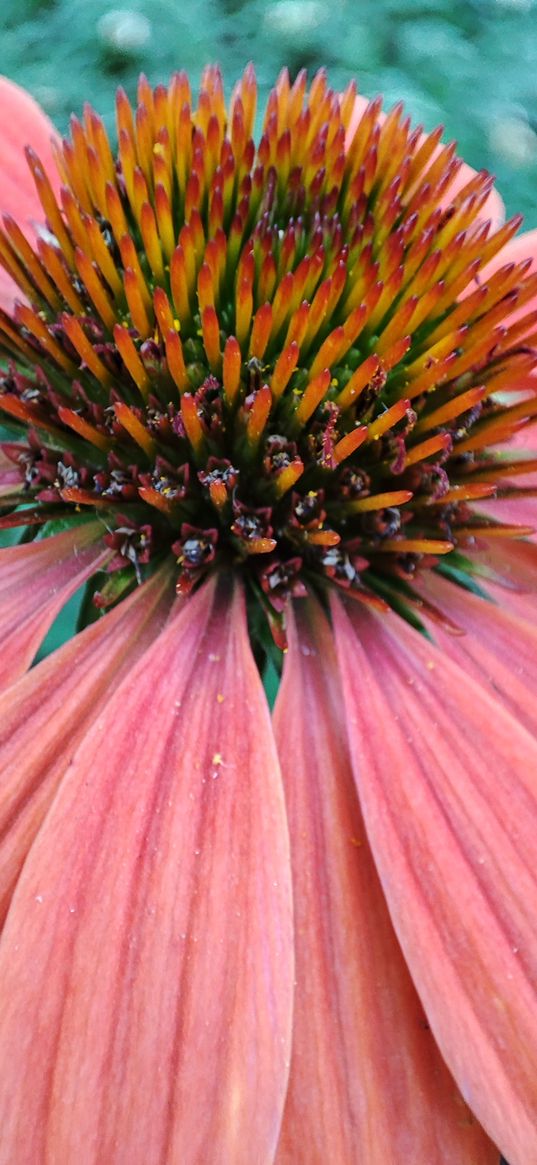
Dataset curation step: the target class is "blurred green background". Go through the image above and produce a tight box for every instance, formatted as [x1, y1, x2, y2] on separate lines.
[1, 0, 536, 226]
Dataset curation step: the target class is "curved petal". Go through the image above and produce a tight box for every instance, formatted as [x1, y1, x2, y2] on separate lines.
[0, 76, 61, 312]
[0, 575, 293, 1164]
[332, 596, 537, 1165]
[417, 571, 537, 736]
[0, 567, 172, 925]
[0, 522, 108, 691]
[274, 597, 496, 1165]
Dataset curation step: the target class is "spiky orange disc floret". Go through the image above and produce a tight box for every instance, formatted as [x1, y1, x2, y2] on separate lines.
[0, 65, 536, 635]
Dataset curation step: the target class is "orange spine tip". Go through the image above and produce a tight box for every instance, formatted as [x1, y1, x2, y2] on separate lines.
[430, 484, 496, 504]
[153, 286, 175, 338]
[368, 399, 411, 441]
[405, 433, 452, 466]
[74, 248, 117, 331]
[0, 230, 38, 303]
[240, 537, 277, 556]
[36, 239, 86, 315]
[258, 254, 278, 304]
[414, 386, 486, 434]
[118, 130, 137, 213]
[309, 325, 346, 379]
[246, 383, 272, 445]
[336, 354, 381, 411]
[235, 276, 254, 349]
[209, 480, 228, 512]
[375, 538, 454, 554]
[61, 314, 111, 384]
[115, 86, 135, 140]
[15, 305, 77, 373]
[113, 402, 156, 458]
[271, 271, 295, 337]
[104, 182, 129, 246]
[306, 529, 342, 547]
[197, 262, 216, 314]
[223, 336, 242, 406]
[140, 202, 165, 281]
[302, 281, 331, 351]
[59, 487, 109, 507]
[456, 523, 535, 540]
[180, 393, 205, 457]
[131, 166, 150, 228]
[137, 485, 179, 517]
[333, 425, 369, 464]
[249, 302, 273, 359]
[24, 149, 75, 266]
[135, 103, 155, 188]
[113, 324, 150, 398]
[58, 406, 112, 452]
[84, 216, 124, 298]
[154, 183, 175, 261]
[378, 334, 412, 374]
[285, 300, 310, 348]
[271, 341, 300, 400]
[273, 459, 304, 498]
[123, 267, 153, 339]
[86, 110, 116, 186]
[164, 329, 190, 393]
[348, 490, 414, 513]
[170, 246, 191, 322]
[295, 368, 331, 425]
[201, 305, 222, 373]
[2, 216, 60, 310]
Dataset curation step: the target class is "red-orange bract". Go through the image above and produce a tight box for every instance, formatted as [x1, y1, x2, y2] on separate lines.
[0, 66, 536, 1165]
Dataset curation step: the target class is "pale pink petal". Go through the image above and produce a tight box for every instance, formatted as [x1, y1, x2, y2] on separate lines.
[0, 575, 293, 1164]
[0, 76, 61, 311]
[0, 522, 108, 690]
[332, 596, 537, 1165]
[274, 597, 496, 1165]
[470, 533, 537, 589]
[345, 93, 503, 226]
[417, 571, 537, 736]
[0, 567, 173, 925]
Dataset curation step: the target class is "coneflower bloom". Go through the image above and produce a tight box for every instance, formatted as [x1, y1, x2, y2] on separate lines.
[0, 64, 536, 1165]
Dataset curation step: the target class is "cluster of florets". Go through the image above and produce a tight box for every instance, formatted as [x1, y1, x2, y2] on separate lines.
[1, 65, 536, 632]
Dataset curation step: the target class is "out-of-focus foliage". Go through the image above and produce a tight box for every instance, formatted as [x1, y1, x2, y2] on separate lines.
[0, 0, 536, 225]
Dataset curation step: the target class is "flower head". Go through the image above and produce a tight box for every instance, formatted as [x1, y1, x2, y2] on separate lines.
[0, 66, 536, 1165]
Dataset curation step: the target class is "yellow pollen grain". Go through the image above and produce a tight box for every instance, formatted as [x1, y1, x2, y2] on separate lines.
[216, 693, 225, 703]
[212, 752, 223, 766]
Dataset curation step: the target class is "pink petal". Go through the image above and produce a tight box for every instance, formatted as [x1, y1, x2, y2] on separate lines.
[0, 522, 108, 691]
[470, 533, 537, 590]
[0, 575, 293, 1164]
[345, 93, 503, 226]
[274, 597, 496, 1164]
[417, 571, 537, 736]
[0, 76, 61, 312]
[332, 596, 537, 1165]
[0, 567, 173, 925]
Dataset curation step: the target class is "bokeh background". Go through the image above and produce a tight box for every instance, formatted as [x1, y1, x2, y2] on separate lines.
[1, 0, 536, 226]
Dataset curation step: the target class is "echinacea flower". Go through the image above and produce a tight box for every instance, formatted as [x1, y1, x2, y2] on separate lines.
[0, 63, 536, 1164]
